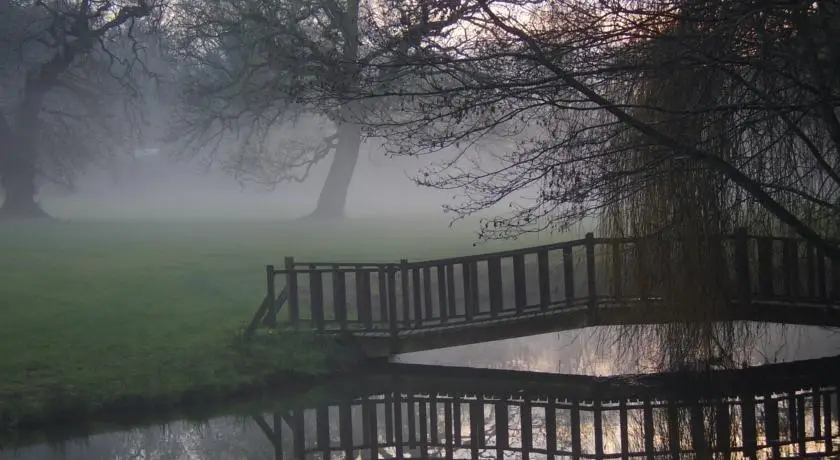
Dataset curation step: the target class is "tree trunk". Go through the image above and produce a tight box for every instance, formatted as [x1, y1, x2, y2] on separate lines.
[308, 120, 362, 220]
[0, 158, 47, 218]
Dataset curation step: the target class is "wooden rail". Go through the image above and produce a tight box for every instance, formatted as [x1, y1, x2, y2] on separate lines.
[252, 359, 840, 459]
[250, 229, 840, 338]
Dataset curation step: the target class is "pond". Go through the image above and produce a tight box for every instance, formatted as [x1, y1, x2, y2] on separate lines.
[3, 323, 840, 459]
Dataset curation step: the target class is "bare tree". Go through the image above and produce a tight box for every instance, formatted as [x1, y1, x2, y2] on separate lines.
[168, 0, 468, 220]
[0, 0, 162, 218]
[358, 0, 840, 260]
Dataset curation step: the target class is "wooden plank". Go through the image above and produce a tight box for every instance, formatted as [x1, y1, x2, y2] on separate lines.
[593, 399, 604, 458]
[812, 387, 821, 440]
[763, 394, 780, 459]
[824, 391, 833, 453]
[367, 397, 378, 459]
[807, 244, 817, 298]
[316, 405, 331, 455]
[619, 400, 629, 460]
[715, 401, 730, 456]
[310, 266, 325, 330]
[378, 267, 388, 322]
[785, 239, 800, 298]
[667, 400, 679, 459]
[292, 409, 305, 459]
[333, 266, 348, 330]
[444, 399, 453, 458]
[401, 259, 411, 328]
[521, 399, 533, 460]
[385, 394, 394, 443]
[757, 237, 774, 297]
[734, 228, 751, 307]
[546, 399, 557, 459]
[437, 264, 449, 323]
[394, 392, 405, 458]
[430, 395, 439, 445]
[563, 246, 575, 304]
[446, 263, 457, 318]
[585, 233, 597, 322]
[285, 257, 300, 326]
[742, 394, 757, 458]
[339, 401, 353, 458]
[423, 266, 433, 320]
[418, 397, 429, 458]
[817, 248, 828, 303]
[571, 400, 582, 459]
[643, 398, 654, 460]
[495, 401, 509, 452]
[488, 256, 503, 317]
[470, 398, 484, 452]
[357, 269, 372, 330]
[469, 260, 480, 316]
[612, 241, 622, 299]
[690, 403, 708, 458]
[388, 265, 398, 337]
[513, 253, 527, 313]
[453, 400, 462, 446]
[463, 262, 474, 321]
[538, 249, 551, 310]
[265, 265, 277, 327]
[407, 393, 417, 447]
[412, 267, 423, 327]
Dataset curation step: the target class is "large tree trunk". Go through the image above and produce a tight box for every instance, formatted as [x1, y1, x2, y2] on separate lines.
[0, 159, 46, 218]
[308, 120, 362, 220]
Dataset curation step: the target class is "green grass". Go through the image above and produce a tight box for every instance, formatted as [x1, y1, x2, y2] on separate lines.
[0, 216, 571, 432]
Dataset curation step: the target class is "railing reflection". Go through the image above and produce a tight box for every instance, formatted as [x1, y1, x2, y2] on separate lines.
[253, 360, 840, 459]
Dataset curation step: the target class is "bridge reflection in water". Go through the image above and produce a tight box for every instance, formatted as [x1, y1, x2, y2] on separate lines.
[254, 358, 840, 459]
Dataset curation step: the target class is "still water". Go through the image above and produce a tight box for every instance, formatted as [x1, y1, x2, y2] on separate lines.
[3, 323, 840, 459]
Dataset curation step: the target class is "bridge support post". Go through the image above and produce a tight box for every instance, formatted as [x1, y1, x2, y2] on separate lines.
[265, 265, 276, 327]
[585, 232, 599, 324]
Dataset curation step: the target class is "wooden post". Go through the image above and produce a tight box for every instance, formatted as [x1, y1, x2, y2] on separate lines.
[513, 253, 527, 313]
[437, 264, 449, 323]
[538, 249, 551, 310]
[571, 400, 582, 460]
[407, 394, 417, 447]
[612, 240, 622, 299]
[388, 265, 398, 338]
[593, 398, 604, 458]
[423, 266, 433, 321]
[310, 265, 325, 331]
[715, 401, 731, 456]
[734, 228, 751, 308]
[469, 260, 480, 316]
[690, 403, 708, 458]
[378, 267, 388, 323]
[430, 395, 439, 445]
[824, 391, 833, 453]
[807, 244, 817, 298]
[666, 400, 679, 460]
[339, 401, 353, 458]
[291, 409, 305, 459]
[470, 399, 484, 454]
[394, 392, 405, 458]
[463, 262, 474, 321]
[563, 246, 575, 306]
[757, 237, 774, 298]
[585, 233, 598, 323]
[741, 394, 757, 459]
[285, 257, 299, 326]
[812, 387, 821, 442]
[495, 401, 509, 454]
[783, 239, 796, 298]
[265, 265, 277, 327]
[619, 400, 629, 460]
[446, 263, 457, 319]
[357, 269, 373, 330]
[488, 256, 503, 317]
[521, 399, 533, 456]
[763, 394, 780, 459]
[797, 394, 806, 456]
[643, 398, 654, 460]
[453, 400, 462, 447]
[546, 400, 557, 459]
[333, 266, 348, 330]
[401, 259, 411, 328]
[418, 397, 429, 458]
[412, 267, 423, 327]
[444, 399, 453, 457]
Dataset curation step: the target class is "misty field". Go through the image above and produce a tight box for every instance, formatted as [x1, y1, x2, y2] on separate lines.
[0, 217, 562, 429]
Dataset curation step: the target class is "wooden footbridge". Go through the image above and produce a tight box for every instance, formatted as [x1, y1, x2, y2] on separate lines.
[247, 229, 840, 354]
[252, 355, 840, 459]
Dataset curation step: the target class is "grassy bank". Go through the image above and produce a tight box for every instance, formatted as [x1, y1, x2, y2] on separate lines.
[0, 217, 562, 432]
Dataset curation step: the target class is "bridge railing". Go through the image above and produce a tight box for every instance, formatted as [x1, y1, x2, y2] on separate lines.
[260, 229, 839, 333]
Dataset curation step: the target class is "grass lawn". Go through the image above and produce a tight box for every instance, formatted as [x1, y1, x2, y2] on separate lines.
[0, 216, 571, 433]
